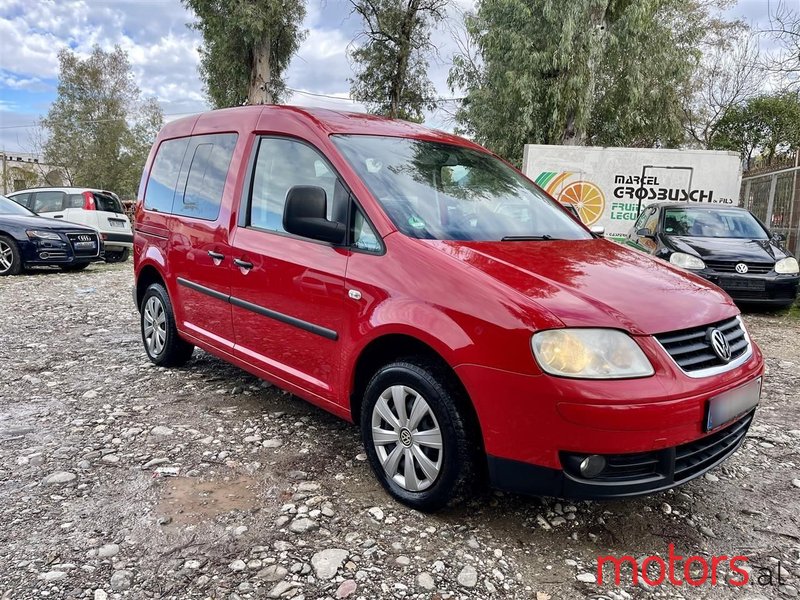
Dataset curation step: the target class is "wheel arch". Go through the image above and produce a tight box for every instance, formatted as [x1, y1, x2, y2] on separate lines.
[135, 263, 166, 312]
[349, 333, 485, 456]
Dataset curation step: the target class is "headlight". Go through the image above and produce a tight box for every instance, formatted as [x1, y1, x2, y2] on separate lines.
[669, 252, 705, 270]
[26, 230, 62, 241]
[531, 329, 654, 379]
[775, 257, 799, 274]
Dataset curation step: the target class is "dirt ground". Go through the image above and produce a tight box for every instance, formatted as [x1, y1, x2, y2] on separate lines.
[1, 262, 798, 600]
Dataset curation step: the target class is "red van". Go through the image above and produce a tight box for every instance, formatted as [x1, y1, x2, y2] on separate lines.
[134, 106, 764, 510]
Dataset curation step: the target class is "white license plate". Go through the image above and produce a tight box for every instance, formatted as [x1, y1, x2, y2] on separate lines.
[108, 219, 125, 228]
[706, 377, 761, 431]
[74, 241, 95, 249]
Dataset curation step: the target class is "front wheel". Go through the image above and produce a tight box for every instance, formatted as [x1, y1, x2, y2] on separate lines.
[361, 359, 476, 511]
[0, 236, 22, 276]
[140, 283, 194, 367]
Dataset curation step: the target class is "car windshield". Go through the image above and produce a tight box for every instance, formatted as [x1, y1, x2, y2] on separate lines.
[332, 135, 591, 241]
[663, 208, 768, 240]
[0, 195, 35, 216]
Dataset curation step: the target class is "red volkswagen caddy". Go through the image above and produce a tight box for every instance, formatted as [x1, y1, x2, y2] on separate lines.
[134, 106, 763, 510]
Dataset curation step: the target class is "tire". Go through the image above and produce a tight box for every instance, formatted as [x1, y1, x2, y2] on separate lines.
[361, 358, 476, 511]
[60, 262, 90, 272]
[0, 235, 22, 276]
[105, 248, 130, 263]
[140, 283, 194, 367]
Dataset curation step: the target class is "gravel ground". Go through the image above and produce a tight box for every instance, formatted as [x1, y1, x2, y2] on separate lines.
[1, 262, 799, 600]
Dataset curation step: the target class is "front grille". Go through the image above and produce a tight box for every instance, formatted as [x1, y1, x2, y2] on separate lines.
[66, 232, 100, 257]
[705, 260, 773, 274]
[595, 452, 660, 482]
[674, 412, 752, 481]
[655, 316, 749, 373]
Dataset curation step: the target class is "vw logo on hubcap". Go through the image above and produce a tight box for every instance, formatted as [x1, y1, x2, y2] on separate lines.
[735, 263, 748, 274]
[399, 428, 413, 447]
[708, 328, 732, 362]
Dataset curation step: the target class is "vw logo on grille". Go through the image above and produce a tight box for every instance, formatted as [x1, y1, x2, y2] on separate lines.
[708, 328, 732, 362]
[735, 263, 749, 274]
[77, 235, 92, 242]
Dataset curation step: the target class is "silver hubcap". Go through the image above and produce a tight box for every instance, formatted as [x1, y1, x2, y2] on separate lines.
[143, 296, 167, 356]
[0, 241, 13, 272]
[371, 385, 443, 492]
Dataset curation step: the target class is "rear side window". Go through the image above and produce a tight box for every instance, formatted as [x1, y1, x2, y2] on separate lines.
[32, 191, 65, 213]
[174, 134, 237, 221]
[66, 193, 84, 208]
[144, 138, 190, 213]
[93, 193, 123, 213]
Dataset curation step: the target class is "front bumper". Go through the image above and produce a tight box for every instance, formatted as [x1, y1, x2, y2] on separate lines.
[699, 270, 799, 305]
[456, 337, 764, 500]
[20, 237, 104, 266]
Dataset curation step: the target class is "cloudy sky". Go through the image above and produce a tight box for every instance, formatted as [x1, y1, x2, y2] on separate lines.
[0, 0, 776, 153]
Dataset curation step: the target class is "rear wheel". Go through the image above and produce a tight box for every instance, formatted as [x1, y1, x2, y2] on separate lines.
[361, 358, 476, 511]
[105, 248, 130, 263]
[0, 236, 22, 276]
[140, 283, 194, 366]
[60, 262, 90, 272]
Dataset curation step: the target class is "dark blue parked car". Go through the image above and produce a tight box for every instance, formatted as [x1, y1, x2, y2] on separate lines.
[0, 195, 103, 276]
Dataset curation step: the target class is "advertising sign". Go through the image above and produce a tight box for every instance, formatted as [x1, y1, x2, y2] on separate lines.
[522, 146, 742, 240]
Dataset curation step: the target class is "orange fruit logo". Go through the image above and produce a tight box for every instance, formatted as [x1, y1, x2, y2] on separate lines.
[559, 181, 605, 226]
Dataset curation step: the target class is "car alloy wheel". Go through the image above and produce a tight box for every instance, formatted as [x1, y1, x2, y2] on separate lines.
[371, 385, 443, 492]
[143, 295, 167, 357]
[0, 240, 13, 273]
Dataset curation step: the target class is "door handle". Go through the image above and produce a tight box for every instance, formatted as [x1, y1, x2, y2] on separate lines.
[234, 258, 253, 270]
[53, 215, 64, 218]
[208, 250, 225, 260]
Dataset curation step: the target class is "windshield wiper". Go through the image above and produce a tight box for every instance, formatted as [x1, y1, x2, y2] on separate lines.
[500, 235, 557, 241]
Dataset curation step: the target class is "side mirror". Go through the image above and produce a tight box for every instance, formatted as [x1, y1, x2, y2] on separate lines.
[590, 225, 605, 237]
[636, 228, 655, 238]
[773, 232, 786, 242]
[283, 185, 345, 244]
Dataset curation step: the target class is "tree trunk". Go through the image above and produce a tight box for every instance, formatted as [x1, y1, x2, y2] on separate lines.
[248, 36, 272, 105]
[389, 0, 420, 119]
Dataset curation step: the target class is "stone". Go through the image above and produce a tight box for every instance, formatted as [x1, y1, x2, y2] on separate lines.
[336, 579, 357, 598]
[395, 556, 411, 566]
[150, 425, 174, 436]
[101, 454, 119, 464]
[368, 507, 384, 521]
[94, 591, 108, 600]
[792, 479, 800, 489]
[97, 544, 119, 558]
[230, 559, 247, 571]
[142, 458, 169, 468]
[268, 581, 296, 598]
[289, 517, 317, 533]
[297, 482, 320, 492]
[44, 471, 76, 485]
[311, 548, 349, 580]
[110, 570, 133, 591]
[417, 572, 435, 591]
[39, 570, 68, 582]
[257, 564, 288, 581]
[577, 573, 596, 583]
[262, 438, 283, 448]
[458, 565, 478, 588]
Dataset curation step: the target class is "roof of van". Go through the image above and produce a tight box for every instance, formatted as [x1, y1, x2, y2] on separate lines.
[158, 105, 482, 149]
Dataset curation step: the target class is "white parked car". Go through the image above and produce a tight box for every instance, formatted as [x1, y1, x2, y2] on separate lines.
[7, 187, 133, 262]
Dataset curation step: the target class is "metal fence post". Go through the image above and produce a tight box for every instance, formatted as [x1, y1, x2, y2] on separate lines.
[766, 174, 778, 228]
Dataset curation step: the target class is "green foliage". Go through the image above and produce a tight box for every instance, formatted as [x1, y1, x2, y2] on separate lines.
[712, 91, 800, 168]
[449, 0, 719, 162]
[41, 46, 163, 198]
[349, 0, 446, 121]
[184, 0, 306, 107]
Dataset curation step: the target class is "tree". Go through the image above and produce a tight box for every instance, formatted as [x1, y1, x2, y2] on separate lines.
[41, 46, 163, 198]
[183, 0, 306, 107]
[681, 25, 762, 148]
[712, 91, 800, 169]
[349, 0, 447, 121]
[449, 0, 729, 162]
[763, 0, 799, 89]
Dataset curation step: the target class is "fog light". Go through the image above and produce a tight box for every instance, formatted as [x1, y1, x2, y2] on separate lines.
[579, 455, 606, 478]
